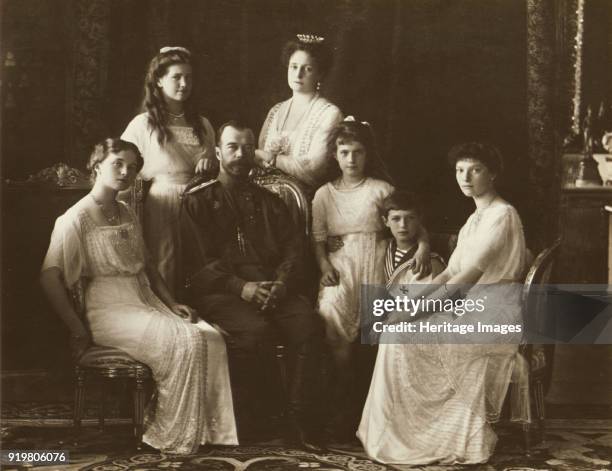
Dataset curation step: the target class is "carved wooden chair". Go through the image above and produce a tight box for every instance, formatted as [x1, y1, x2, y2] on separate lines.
[69, 279, 151, 444]
[68, 178, 151, 446]
[250, 172, 311, 407]
[430, 232, 560, 452]
[513, 237, 561, 450]
[251, 171, 311, 238]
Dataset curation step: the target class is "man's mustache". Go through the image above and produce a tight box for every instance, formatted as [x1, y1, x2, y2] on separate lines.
[226, 159, 252, 170]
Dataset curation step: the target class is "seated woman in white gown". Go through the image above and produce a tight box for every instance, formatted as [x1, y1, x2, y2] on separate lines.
[40, 138, 237, 454]
[358, 142, 527, 465]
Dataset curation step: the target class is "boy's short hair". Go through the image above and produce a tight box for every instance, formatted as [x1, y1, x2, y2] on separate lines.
[381, 191, 422, 218]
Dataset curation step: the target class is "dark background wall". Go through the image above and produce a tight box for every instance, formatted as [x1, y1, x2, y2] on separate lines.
[2, 0, 528, 232]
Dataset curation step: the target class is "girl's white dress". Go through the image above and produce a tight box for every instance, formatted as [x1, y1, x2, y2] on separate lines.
[358, 203, 526, 465]
[122, 113, 215, 294]
[259, 95, 343, 189]
[312, 178, 394, 342]
[42, 197, 237, 454]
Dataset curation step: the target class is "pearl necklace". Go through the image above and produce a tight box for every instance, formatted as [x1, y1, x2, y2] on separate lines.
[90, 194, 121, 225]
[338, 177, 367, 190]
[168, 111, 185, 119]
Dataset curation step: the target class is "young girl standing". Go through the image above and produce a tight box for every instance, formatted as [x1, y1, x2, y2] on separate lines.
[312, 118, 430, 438]
[122, 47, 216, 295]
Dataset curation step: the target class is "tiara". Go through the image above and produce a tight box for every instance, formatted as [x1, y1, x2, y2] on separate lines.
[159, 46, 191, 55]
[296, 34, 325, 44]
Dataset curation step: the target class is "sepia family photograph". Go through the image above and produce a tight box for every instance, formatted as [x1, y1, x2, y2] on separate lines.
[1, 0, 612, 469]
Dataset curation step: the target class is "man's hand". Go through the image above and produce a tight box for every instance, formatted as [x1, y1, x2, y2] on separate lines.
[260, 281, 287, 311]
[241, 281, 273, 305]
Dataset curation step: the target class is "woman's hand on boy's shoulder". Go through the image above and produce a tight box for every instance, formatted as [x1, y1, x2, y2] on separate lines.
[410, 252, 432, 279]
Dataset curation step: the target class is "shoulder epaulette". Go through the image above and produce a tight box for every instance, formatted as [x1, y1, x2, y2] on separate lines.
[184, 179, 218, 195]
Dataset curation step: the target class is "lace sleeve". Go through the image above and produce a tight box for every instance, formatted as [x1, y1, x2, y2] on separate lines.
[259, 103, 282, 150]
[311, 185, 329, 243]
[41, 210, 86, 288]
[301, 104, 343, 179]
[276, 103, 343, 187]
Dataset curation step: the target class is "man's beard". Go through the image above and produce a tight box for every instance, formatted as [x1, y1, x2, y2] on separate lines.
[223, 161, 250, 178]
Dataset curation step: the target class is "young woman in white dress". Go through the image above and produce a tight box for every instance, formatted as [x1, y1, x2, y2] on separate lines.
[256, 35, 343, 191]
[122, 47, 216, 294]
[40, 138, 237, 454]
[358, 142, 527, 465]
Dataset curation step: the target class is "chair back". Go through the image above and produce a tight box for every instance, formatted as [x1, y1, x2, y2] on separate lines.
[429, 232, 458, 264]
[118, 178, 146, 223]
[251, 172, 310, 238]
[522, 238, 561, 337]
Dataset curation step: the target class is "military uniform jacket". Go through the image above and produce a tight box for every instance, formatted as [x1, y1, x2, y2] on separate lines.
[180, 179, 304, 298]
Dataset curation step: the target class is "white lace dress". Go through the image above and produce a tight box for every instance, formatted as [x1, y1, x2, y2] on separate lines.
[312, 178, 394, 342]
[259, 95, 342, 189]
[358, 203, 526, 465]
[41, 198, 237, 454]
[122, 113, 215, 294]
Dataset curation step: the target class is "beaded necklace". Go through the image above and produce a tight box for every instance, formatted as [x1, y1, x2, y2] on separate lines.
[89, 194, 129, 239]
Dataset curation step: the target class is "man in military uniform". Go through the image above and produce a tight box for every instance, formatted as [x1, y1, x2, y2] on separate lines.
[179, 120, 321, 449]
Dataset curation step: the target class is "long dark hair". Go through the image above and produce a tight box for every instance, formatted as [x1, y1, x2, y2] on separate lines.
[141, 48, 206, 146]
[326, 120, 394, 184]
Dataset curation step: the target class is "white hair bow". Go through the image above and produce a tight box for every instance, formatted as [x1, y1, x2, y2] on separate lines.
[159, 46, 191, 55]
[344, 115, 370, 127]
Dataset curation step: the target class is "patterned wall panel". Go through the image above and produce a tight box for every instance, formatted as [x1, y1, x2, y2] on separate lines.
[67, 0, 111, 164]
[527, 0, 557, 249]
